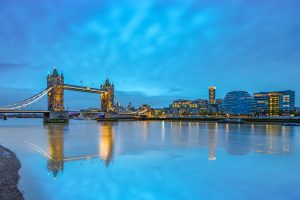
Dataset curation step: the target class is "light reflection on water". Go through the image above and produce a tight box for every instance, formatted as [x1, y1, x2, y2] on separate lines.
[0, 119, 300, 200]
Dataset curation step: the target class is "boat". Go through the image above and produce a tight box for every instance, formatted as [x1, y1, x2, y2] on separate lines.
[283, 123, 300, 127]
[218, 118, 245, 124]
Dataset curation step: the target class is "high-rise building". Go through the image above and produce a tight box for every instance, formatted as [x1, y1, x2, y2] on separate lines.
[222, 91, 254, 115]
[253, 90, 295, 116]
[209, 86, 216, 104]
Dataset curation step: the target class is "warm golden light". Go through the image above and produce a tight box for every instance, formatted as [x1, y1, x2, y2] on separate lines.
[99, 123, 114, 167]
[47, 125, 64, 178]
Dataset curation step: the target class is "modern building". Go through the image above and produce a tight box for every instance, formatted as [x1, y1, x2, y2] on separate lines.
[169, 99, 198, 115]
[209, 86, 216, 104]
[208, 98, 223, 114]
[171, 99, 197, 109]
[193, 99, 209, 114]
[222, 91, 254, 115]
[253, 90, 295, 116]
[166, 97, 223, 116]
[296, 107, 300, 116]
[280, 90, 295, 115]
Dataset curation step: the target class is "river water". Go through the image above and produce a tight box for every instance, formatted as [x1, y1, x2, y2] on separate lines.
[0, 119, 299, 200]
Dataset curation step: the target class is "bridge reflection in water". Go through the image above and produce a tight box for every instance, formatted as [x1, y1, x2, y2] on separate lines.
[46, 123, 114, 178]
[42, 121, 294, 178]
[47, 124, 64, 177]
[99, 123, 114, 168]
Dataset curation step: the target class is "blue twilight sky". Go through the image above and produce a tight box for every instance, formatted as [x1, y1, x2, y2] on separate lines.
[0, 0, 300, 109]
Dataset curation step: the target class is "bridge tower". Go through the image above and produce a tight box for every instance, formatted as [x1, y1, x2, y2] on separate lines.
[100, 79, 114, 112]
[47, 68, 64, 111]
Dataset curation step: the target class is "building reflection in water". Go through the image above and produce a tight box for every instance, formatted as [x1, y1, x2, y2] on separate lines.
[208, 123, 217, 161]
[161, 121, 165, 145]
[171, 121, 190, 146]
[166, 122, 293, 158]
[141, 121, 150, 144]
[44, 121, 294, 178]
[224, 124, 253, 156]
[98, 122, 114, 167]
[254, 124, 293, 154]
[222, 124, 293, 156]
[46, 124, 65, 178]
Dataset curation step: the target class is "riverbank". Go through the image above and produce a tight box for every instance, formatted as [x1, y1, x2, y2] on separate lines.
[163, 117, 300, 124]
[109, 116, 300, 124]
[0, 146, 24, 200]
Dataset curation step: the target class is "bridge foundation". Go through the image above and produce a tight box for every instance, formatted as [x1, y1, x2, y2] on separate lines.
[44, 111, 69, 123]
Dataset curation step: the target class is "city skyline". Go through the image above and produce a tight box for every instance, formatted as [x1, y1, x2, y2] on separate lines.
[1, 0, 300, 109]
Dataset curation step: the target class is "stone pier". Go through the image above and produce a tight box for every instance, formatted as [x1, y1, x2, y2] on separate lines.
[44, 111, 69, 123]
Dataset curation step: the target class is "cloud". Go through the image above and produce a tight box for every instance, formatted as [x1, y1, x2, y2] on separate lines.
[115, 90, 174, 108]
[0, 63, 29, 70]
[0, 86, 45, 108]
[166, 87, 182, 94]
[0, 0, 300, 107]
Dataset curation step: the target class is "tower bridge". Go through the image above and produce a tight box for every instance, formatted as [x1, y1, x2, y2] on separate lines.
[47, 68, 114, 113]
[0, 68, 115, 122]
[0, 68, 158, 122]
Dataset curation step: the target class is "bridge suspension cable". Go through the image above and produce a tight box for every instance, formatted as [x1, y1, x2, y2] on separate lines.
[0, 87, 52, 110]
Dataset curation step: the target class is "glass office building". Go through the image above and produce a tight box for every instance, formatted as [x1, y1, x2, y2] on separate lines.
[253, 90, 295, 116]
[222, 91, 254, 115]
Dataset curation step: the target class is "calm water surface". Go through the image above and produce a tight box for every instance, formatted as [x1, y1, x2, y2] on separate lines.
[0, 119, 300, 200]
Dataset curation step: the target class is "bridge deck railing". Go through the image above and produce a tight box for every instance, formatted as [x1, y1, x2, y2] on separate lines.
[63, 84, 106, 94]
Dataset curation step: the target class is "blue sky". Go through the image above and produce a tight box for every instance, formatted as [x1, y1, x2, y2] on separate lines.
[0, 0, 300, 109]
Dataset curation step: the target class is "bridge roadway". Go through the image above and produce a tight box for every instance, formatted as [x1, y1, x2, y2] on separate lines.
[0, 110, 50, 113]
[63, 84, 106, 94]
[0, 110, 107, 114]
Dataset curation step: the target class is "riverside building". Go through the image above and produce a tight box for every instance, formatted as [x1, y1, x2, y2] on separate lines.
[222, 91, 254, 115]
[169, 99, 199, 115]
[253, 90, 295, 116]
[209, 86, 216, 104]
